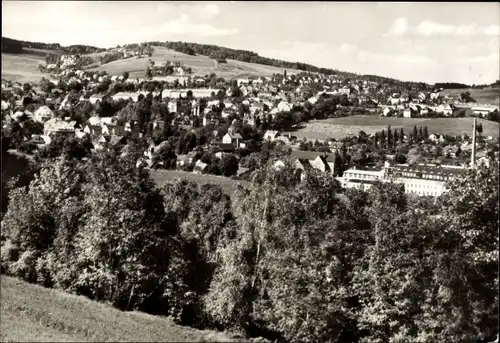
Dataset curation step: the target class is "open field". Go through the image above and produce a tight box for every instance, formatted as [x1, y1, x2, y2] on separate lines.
[1, 53, 46, 83]
[149, 169, 248, 195]
[441, 87, 500, 106]
[0, 275, 241, 342]
[294, 115, 500, 141]
[88, 46, 297, 79]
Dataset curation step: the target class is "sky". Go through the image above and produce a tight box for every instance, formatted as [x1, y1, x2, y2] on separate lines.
[2, 1, 499, 85]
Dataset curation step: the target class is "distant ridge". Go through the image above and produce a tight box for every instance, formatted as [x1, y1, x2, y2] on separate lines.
[1, 36, 105, 55]
[3, 36, 498, 88]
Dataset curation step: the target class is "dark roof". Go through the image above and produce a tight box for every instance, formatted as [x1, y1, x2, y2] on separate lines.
[290, 150, 321, 161]
[390, 164, 468, 177]
[290, 150, 335, 162]
[295, 158, 312, 170]
[217, 143, 235, 152]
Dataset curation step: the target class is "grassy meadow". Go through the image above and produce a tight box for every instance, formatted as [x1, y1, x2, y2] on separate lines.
[441, 87, 500, 106]
[294, 115, 500, 141]
[0, 275, 242, 342]
[1, 53, 46, 83]
[89, 46, 296, 79]
[149, 169, 249, 195]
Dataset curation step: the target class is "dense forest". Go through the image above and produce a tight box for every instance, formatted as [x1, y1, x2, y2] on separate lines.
[0, 147, 498, 343]
[434, 82, 471, 89]
[1, 37, 23, 54]
[1, 36, 105, 55]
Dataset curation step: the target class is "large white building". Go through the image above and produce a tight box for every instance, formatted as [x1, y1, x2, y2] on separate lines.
[339, 163, 467, 197]
[338, 119, 480, 197]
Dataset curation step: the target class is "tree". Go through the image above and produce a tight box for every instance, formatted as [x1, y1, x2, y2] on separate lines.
[400, 128, 404, 142]
[423, 125, 429, 138]
[372, 132, 379, 150]
[418, 126, 424, 140]
[380, 130, 386, 149]
[23, 83, 32, 93]
[387, 125, 392, 147]
[122, 71, 129, 80]
[219, 154, 239, 177]
[477, 122, 483, 135]
[413, 125, 418, 141]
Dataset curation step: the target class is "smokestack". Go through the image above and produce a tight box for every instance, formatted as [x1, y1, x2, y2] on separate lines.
[471, 118, 477, 169]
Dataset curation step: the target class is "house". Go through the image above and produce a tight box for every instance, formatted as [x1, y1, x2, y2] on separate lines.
[109, 135, 126, 147]
[264, 130, 279, 141]
[43, 118, 75, 137]
[177, 154, 194, 167]
[310, 154, 335, 175]
[382, 107, 393, 117]
[236, 166, 252, 179]
[89, 93, 107, 105]
[436, 104, 453, 116]
[290, 150, 335, 175]
[33, 106, 54, 122]
[193, 160, 208, 174]
[222, 108, 236, 118]
[403, 108, 412, 118]
[92, 135, 109, 150]
[222, 132, 242, 147]
[112, 92, 140, 102]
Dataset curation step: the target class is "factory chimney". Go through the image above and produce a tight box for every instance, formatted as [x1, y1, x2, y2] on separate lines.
[471, 118, 477, 169]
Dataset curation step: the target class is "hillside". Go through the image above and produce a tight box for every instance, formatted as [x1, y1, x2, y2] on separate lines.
[295, 116, 500, 141]
[0, 275, 242, 342]
[1, 51, 46, 83]
[440, 87, 500, 106]
[87, 45, 300, 79]
[149, 169, 248, 195]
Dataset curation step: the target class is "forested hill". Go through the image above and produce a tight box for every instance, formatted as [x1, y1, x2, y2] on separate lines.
[120, 40, 426, 87]
[1, 36, 105, 55]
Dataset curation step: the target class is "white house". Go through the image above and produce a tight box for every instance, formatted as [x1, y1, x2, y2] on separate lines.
[436, 104, 453, 116]
[222, 132, 242, 147]
[264, 130, 279, 141]
[33, 106, 54, 122]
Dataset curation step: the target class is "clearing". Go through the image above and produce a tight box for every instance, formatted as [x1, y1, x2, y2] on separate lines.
[1, 53, 46, 83]
[149, 169, 248, 195]
[88, 46, 296, 79]
[441, 87, 500, 106]
[294, 115, 500, 141]
[0, 275, 242, 342]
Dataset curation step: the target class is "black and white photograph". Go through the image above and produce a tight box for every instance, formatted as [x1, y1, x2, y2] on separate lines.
[1, 1, 499, 342]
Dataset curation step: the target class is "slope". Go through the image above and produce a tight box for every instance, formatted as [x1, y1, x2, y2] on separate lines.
[88, 46, 298, 79]
[0, 275, 242, 342]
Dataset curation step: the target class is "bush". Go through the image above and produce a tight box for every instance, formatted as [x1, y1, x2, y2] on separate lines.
[0, 239, 20, 273]
[10, 249, 38, 282]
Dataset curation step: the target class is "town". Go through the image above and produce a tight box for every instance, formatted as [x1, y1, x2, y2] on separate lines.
[2, 46, 499, 198]
[1, 2, 499, 343]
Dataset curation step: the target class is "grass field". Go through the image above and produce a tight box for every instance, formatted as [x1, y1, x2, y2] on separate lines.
[149, 169, 248, 195]
[1, 53, 46, 83]
[88, 46, 297, 79]
[441, 88, 500, 106]
[294, 115, 500, 141]
[0, 275, 242, 342]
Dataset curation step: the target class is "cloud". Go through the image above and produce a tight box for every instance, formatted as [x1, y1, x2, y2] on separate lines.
[467, 52, 500, 63]
[339, 43, 357, 53]
[358, 51, 432, 64]
[157, 3, 221, 21]
[387, 17, 409, 35]
[160, 14, 239, 37]
[386, 19, 500, 37]
[484, 25, 500, 36]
